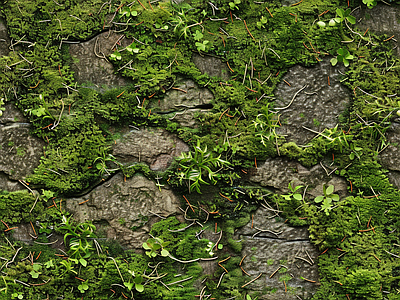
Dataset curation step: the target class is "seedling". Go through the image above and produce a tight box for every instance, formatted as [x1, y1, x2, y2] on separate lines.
[29, 264, 42, 279]
[253, 103, 280, 146]
[331, 48, 354, 67]
[193, 30, 203, 41]
[110, 50, 122, 61]
[314, 184, 340, 215]
[349, 144, 363, 160]
[119, 6, 138, 18]
[256, 16, 268, 29]
[11, 293, 23, 299]
[330, 8, 356, 26]
[143, 237, 170, 258]
[78, 282, 89, 293]
[126, 271, 144, 292]
[229, 0, 241, 10]
[363, 0, 377, 9]
[126, 43, 140, 54]
[195, 40, 209, 52]
[282, 182, 303, 201]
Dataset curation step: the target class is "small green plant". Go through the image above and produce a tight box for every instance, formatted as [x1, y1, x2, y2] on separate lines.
[195, 40, 209, 52]
[78, 282, 89, 293]
[246, 294, 258, 300]
[331, 48, 354, 67]
[229, 0, 241, 10]
[125, 271, 144, 293]
[363, 0, 377, 9]
[253, 103, 280, 146]
[176, 140, 231, 193]
[314, 184, 340, 215]
[349, 144, 363, 160]
[256, 16, 268, 29]
[317, 8, 355, 27]
[110, 50, 122, 61]
[193, 30, 203, 41]
[282, 182, 303, 201]
[119, 6, 138, 18]
[58, 259, 77, 278]
[29, 264, 42, 279]
[142, 237, 170, 258]
[11, 293, 23, 299]
[94, 151, 121, 176]
[0, 97, 5, 117]
[126, 43, 140, 54]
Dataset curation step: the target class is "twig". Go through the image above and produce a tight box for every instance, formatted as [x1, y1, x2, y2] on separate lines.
[274, 85, 307, 110]
[295, 256, 313, 265]
[168, 222, 196, 232]
[166, 276, 193, 286]
[241, 273, 263, 288]
[269, 266, 281, 278]
[5, 247, 22, 268]
[30, 195, 40, 213]
[216, 272, 226, 288]
[167, 254, 218, 264]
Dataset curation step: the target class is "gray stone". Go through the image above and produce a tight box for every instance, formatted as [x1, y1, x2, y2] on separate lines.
[0, 16, 10, 57]
[112, 127, 189, 171]
[379, 119, 400, 188]
[235, 207, 320, 299]
[192, 53, 230, 81]
[354, 4, 400, 56]
[69, 30, 131, 90]
[0, 103, 46, 182]
[249, 157, 348, 198]
[151, 78, 214, 127]
[66, 173, 181, 249]
[274, 60, 350, 145]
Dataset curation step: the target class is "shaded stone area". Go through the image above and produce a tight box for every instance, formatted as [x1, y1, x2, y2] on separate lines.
[66, 173, 180, 249]
[0, 103, 45, 184]
[0, 17, 10, 56]
[355, 4, 400, 56]
[69, 31, 131, 90]
[235, 207, 319, 299]
[112, 127, 189, 171]
[249, 157, 348, 198]
[275, 60, 350, 145]
[151, 78, 214, 128]
[192, 53, 230, 81]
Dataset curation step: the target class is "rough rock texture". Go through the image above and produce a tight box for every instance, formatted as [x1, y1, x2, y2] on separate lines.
[0, 103, 46, 183]
[379, 118, 400, 188]
[112, 127, 189, 171]
[69, 31, 131, 90]
[274, 60, 350, 145]
[0, 17, 10, 56]
[151, 78, 214, 127]
[249, 157, 348, 198]
[66, 173, 181, 249]
[192, 53, 230, 81]
[355, 4, 400, 56]
[235, 207, 319, 299]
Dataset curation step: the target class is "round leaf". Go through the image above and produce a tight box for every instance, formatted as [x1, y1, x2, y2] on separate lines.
[329, 19, 337, 26]
[135, 284, 144, 292]
[317, 21, 326, 28]
[326, 185, 334, 195]
[315, 196, 324, 203]
[330, 57, 338, 66]
[293, 193, 303, 201]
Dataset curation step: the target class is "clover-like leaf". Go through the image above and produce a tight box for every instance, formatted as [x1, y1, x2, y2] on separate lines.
[135, 283, 144, 292]
[124, 282, 134, 291]
[193, 30, 203, 41]
[314, 195, 324, 203]
[330, 57, 338, 66]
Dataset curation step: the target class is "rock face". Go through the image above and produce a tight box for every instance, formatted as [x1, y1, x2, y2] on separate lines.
[249, 157, 348, 198]
[235, 207, 319, 300]
[274, 60, 350, 145]
[112, 127, 189, 171]
[192, 53, 230, 81]
[151, 78, 214, 127]
[0, 103, 46, 189]
[66, 173, 181, 249]
[379, 118, 400, 188]
[68, 30, 131, 90]
[0, 17, 10, 56]
[354, 4, 400, 56]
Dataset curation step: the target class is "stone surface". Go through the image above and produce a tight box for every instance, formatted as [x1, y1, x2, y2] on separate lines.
[69, 30, 131, 90]
[235, 207, 320, 299]
[151, 78, 214, 127]
[66, 173, 181, 249]
[0, 103, 46, 182]
[379, 118, 400, 188]
[192, 53, 230, 81]
[249, 157, 348, 198]
[354, 4, 400, 56]
[274, 60, 350, 145]
[0, 16, 10, 56]
[112, 127, 189, 171]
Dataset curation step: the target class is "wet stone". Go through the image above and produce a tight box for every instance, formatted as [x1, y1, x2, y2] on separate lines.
[354, 4, 400, 56]
[151, 78, 214, 127]
[0, 103, 46, 182]
[66, 173, 180, 249]
[192, 53, 230, 81]
[235, 207, 320, 299]
[274, 60, 350, 145]
[69, 31, 131, 91]
[379, 119, 400, 188]
[0, 16, 10, 57]
[112, 127, 189, 171]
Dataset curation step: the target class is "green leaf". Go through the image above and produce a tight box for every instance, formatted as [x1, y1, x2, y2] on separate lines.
[143, 242, 151, 250]
[293, 193, 303, 201]
[347, 15, 356, 24]
[134, 275, 143, 284]
[32, 264, 41, 271]
[193, 30, 203, 41]
[218, 243, 223, 250]
[79, 258, 87, 267]
[124, 282, 134, 291]
[331, 194, 340, 201]
[30, 270, 40, 278]
[326, 185, 334, 195]
[161, 249, 169, 257]
[343, 59, 350, 67]
[135, 283, 144, 292]
[314, 196, 324, 203]
[330, 57, 338, 66]
[336, 8, 344, 18]
[317, 21, 326, 28]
